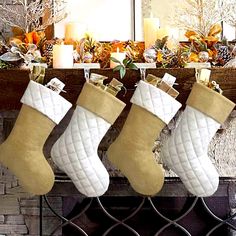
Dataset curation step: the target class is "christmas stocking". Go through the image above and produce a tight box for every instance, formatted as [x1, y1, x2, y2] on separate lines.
[51, 82, 126, 197]
[107, 80, 182, 196]
[160, 82, 235, 197]
[0, 80, 72, 195]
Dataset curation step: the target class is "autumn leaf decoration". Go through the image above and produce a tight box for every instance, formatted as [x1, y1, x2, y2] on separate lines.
[154, 36, 169, 63]
[0, 30, 46, 65]
[185, 23, 222, 62]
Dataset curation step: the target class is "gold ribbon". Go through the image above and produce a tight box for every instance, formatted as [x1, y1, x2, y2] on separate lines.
[29, 65, 45, 84]
[89, 73, 125, 97]
[145, 74, 179, 98]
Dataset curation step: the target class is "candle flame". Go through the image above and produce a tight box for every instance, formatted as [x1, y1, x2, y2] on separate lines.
[117, 48, 119, 53]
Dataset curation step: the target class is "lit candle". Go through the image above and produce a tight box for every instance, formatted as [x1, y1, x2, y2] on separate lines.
[110, 48, 126, 69]
[53, 44, 74, 69]
[156, 28, 169, 40]
[64, 22, 86, 43]
[143, 16, 160, 49]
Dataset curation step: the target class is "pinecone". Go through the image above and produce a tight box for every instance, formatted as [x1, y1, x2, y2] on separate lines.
[0, 41, 8, 56]
[42, 38, 63, 67]
[217, 45, 232, 65]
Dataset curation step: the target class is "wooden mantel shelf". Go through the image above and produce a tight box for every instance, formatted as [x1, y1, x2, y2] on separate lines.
[0, 68, 236, 110]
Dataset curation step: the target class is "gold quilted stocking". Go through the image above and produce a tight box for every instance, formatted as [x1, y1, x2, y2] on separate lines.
[107, 81, 182, 196]
[0, 80, 71, 195]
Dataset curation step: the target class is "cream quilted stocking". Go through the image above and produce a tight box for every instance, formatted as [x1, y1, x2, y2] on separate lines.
[161, 83, 235, 197]
[0, 80, 72, 195]
[107, 80, 182, 196]
[51, 83, 125, 197]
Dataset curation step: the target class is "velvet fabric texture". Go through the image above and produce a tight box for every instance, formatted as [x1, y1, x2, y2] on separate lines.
[0, 105, 55, 195]
[77, 82, 126, 124]
[186, 82, 235, 124]
[107, 104, 166, 196]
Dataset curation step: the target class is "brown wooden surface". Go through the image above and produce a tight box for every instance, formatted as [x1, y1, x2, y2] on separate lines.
[0, 68, 236, 111]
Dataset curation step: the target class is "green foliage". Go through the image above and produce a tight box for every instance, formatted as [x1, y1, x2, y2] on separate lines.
[154, 36, 169, 50]
[0, 59, 11, 69]
[111, 57, 138, 79]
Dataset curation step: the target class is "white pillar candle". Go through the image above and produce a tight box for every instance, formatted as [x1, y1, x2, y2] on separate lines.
[143, 17, 160, 49]
[110, 48, 126, 69]
[53, 45, 74, 69]
[65, 22, 86, 42]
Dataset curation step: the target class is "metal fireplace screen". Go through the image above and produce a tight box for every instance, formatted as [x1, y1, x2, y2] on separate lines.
[41, 193, 236, 236]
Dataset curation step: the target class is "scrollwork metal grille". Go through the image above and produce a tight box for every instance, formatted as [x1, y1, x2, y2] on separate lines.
[40, 178, 236, 236]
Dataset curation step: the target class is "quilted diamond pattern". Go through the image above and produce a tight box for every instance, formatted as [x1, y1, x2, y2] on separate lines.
[21, 80, 72, 124]
[51, 105, 110, 197]
[161, 106, 221, 196]
[131, 81, 181, 124]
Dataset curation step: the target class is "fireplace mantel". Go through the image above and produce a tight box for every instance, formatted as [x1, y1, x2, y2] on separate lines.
[1, 68, 236, 235]
[1, 68, 236, 178]
[1, 67, 236, 179]
[0, 68, 236, 111]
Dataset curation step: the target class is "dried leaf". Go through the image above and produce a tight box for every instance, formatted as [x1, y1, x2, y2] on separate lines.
[189, 52, 199, 62]
[25, 32, 34, 44]
[208, 23, 222, 36]
[112, 41, 126, 52]
[157, 51, 163, 62]
[0, 52, 21, 62]
[204, 36, 218, 42]
[11, 26, 25, 36]
[185, 30, 198, 38]
[10, 38, 23, 47]
[155, 37, 168, 50]
[10, 46, 21, 54]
